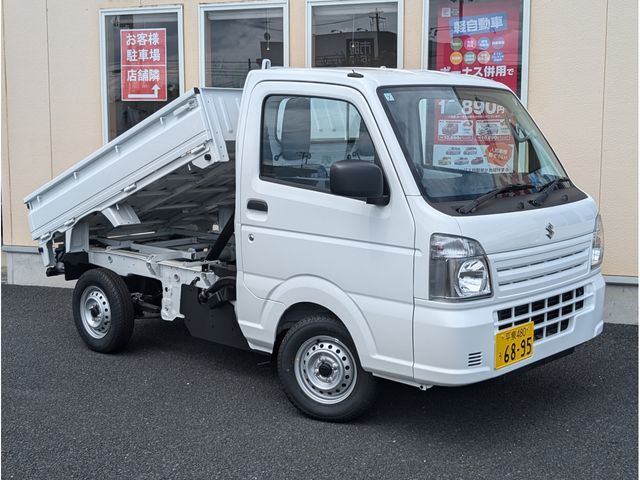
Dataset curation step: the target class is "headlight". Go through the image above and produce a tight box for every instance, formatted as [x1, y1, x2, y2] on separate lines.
[591, 214, 604, 268]
[429, 234, 492, 300]
[456, 259, 489, 296]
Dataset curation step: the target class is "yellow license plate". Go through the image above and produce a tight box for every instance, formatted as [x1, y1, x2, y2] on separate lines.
[495, 322, 534, 369]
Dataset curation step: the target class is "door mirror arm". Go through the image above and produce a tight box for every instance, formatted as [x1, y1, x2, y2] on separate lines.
[366, 195, 390, 206]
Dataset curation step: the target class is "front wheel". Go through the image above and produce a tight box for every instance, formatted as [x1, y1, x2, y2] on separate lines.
[277, 314, 378, 422]
[72, 268, 134, 353]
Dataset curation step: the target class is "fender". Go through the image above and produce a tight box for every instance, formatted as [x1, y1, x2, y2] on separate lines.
[237, 274, 413, 380]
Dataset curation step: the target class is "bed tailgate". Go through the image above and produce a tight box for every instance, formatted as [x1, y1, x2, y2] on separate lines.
[24, 88, 241, 243]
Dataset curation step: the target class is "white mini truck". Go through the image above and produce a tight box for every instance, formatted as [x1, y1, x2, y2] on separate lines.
[25, 67, 605, 421]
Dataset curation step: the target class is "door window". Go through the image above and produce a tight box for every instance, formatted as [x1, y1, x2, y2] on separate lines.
[261, 95, 377, 193]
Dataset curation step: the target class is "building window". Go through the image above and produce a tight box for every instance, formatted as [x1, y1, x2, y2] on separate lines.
[308, 1, 401, 68]
[200, 3, 287, 88]
[424, 0, 530, 103]
[101, 7, 183, 142]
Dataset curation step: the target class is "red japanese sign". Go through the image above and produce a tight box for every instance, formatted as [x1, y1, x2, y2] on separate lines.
[120, 28, 167, 102]
[429, 0, 523, 96]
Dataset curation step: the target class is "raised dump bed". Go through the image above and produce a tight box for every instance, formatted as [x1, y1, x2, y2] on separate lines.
[24, 88, 242, 271]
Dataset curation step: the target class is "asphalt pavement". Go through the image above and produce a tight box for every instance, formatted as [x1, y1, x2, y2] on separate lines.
[2, 285, 637, 479]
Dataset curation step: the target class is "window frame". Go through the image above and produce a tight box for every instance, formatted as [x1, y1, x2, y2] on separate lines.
[305, 0, 404, 69]
[259, 93, 389, 200]
[198, 1, 290, 88]
[99, 5, 185, 144]
[421, 0, 531, 106]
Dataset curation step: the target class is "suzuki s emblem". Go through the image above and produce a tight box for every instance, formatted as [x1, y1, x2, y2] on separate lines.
[545, 223, 555, 239]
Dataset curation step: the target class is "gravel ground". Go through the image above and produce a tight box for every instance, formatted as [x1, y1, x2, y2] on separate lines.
[2, 284, 637, 479]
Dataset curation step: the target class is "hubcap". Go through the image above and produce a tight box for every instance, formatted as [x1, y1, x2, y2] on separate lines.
[80, 286, 111, 339]
[294, 335, 357, 404]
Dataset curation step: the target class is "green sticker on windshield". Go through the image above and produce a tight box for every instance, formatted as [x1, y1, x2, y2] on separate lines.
[384, 92, 395, 102]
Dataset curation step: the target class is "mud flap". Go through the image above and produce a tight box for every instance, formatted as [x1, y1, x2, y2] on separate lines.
[180, 284, 252, 351]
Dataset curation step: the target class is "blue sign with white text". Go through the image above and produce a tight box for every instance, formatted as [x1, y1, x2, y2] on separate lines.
[449, 12, 508, 37]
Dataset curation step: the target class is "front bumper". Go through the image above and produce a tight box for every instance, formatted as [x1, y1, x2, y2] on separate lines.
[413, 273, 605, 386]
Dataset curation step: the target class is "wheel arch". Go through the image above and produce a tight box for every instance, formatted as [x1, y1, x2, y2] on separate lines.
[273, 302, 341, 356]
[260, 276, 380, 371]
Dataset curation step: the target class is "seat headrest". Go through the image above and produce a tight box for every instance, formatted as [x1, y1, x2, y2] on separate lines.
[280, 97, 311, 160]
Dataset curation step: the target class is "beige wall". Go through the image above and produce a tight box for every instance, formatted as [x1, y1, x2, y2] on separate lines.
[3, 0, 52, 248]
[527, 0, 638, 277]
[2, 0, 638, 277]
[1, 6, 11, 246]
[599, 0, 638, 277]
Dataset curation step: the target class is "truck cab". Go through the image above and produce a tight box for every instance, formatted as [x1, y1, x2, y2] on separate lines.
[25, 67, 605, 421]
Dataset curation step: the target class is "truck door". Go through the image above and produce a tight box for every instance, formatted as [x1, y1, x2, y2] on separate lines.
[236, 82, 416, 380]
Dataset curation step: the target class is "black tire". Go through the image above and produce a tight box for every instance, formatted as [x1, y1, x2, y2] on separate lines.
[277, 314, 378, 422]
[72, 268, 134, 353]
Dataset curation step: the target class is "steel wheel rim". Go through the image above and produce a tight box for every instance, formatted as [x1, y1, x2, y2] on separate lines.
[80, 286, 111, 339]
[294, 335, 357, 404]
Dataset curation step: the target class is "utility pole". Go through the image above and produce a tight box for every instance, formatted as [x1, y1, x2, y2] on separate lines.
[369, 9, 386, 63]
[375, 10, 380, 61]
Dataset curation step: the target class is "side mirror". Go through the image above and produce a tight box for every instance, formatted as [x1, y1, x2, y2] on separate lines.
[330, 160, 386, 204]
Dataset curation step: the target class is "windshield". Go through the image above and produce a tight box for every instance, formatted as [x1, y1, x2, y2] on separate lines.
[378, 86, 568, 204]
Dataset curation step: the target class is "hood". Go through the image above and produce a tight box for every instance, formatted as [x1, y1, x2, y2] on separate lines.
[454, 198, 598, 254]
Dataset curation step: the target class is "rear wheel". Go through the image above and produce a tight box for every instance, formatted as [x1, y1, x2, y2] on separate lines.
[72, 268, 134, 353]
[277, 314, 378, 422]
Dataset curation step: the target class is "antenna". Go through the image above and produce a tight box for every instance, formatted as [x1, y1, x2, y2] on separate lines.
[261, 59, 271, 70]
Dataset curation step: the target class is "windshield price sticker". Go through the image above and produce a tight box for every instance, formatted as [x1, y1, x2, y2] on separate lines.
[432, 99, 516, 173]
[495, 322, 534, 369]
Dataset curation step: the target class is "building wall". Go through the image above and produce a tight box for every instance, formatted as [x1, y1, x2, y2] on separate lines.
[2, 0, 638, 278]
[526, 0, 638, 277]
[599, 0, 638, 277]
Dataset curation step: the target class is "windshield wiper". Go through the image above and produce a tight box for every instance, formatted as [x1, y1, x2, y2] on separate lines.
[423, 164, 474, 175]
[458, 183, 534, 214]
[530, 177, 571, 207]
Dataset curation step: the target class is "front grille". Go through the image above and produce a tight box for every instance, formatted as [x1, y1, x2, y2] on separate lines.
[491, 238, 592, 297]
[496, 248, 589, 287]
[495, 286, 587, 342]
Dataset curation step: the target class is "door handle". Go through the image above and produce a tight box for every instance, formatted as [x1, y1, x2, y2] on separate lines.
[247, 199, 268, 212]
